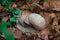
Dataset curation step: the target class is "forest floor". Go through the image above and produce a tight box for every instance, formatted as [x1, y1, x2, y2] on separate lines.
[0, 0, 60, 40]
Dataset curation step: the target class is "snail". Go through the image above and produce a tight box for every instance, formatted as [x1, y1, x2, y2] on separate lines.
[17, 11, 46, 32]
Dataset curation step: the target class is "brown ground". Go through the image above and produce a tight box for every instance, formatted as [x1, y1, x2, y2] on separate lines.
[0, 0, 60, 40]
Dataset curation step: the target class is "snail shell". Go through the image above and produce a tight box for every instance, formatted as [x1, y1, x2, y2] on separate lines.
[24, 13, 46, 30]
